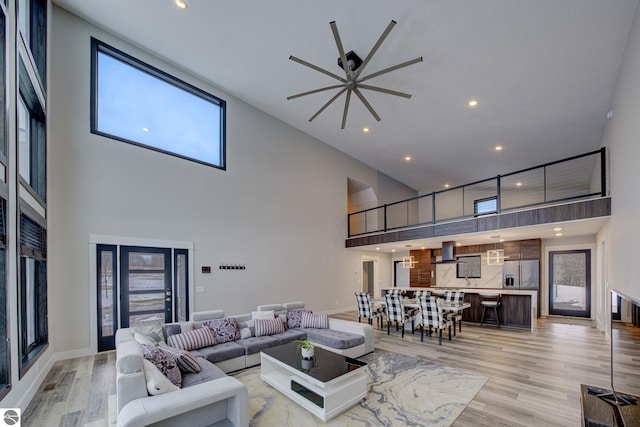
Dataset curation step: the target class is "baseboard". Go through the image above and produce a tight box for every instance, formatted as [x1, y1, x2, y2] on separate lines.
[52, 347, 95, 362]
[325, 306, 355, 315]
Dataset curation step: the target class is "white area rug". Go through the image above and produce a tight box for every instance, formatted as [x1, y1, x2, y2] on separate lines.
[232, 349, 488, 426]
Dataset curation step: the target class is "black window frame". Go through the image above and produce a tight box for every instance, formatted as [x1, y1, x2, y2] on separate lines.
[18, 58, 46, 203]
[18, 0, 46, 89]
[90, 38, 227, 170]
[0, 195, 9, 399]
[474, 196, 497, 217]
[18, 210, 48, 376]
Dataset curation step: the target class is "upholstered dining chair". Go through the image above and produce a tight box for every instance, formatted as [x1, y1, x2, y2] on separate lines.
[413, 289, 430, 302]
[444, 290, 465, 335]
[354, 292, 385, 328]
[383, 293, 415, 338]
[417, 296, 453, 345]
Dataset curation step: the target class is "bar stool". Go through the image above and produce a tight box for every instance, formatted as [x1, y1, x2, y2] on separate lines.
[480, 293, 502, 327]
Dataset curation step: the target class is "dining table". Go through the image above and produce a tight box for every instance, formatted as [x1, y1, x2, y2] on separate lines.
[371, 298, 471, 332]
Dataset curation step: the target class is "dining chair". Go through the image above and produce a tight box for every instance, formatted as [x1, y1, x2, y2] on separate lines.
[413, 289, 431, 302]
[444, 290, 465, 335]
[417, 296, 453, 345]
[354, 292, 385, 328]
[384, 293, 415, 338]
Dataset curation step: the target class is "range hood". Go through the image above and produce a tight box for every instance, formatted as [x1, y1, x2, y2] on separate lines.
[431, 241, 463, 264]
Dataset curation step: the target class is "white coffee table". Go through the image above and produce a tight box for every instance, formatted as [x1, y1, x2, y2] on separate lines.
[260, 342, 368, 421]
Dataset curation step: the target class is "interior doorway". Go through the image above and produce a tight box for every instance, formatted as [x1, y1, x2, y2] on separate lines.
[362, 261, 374, 294]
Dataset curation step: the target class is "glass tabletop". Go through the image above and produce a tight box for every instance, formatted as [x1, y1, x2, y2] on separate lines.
[262, 342, 366, 383]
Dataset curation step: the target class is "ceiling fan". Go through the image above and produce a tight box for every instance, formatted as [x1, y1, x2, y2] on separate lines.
[287, 20, 423, 129]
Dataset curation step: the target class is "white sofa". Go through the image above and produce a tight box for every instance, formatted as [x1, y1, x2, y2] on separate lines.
[114, 301, 373, 427]
[115, 329, 248, 427]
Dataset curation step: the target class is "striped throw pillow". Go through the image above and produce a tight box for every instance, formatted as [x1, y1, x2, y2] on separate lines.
[157, 345, 201, 373]
[254, 318, 285, 337]
[168, 327, 216, 351]
[301, 311, 329, 329]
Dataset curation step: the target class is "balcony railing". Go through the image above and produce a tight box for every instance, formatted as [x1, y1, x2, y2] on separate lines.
[348, 147, 606, 237]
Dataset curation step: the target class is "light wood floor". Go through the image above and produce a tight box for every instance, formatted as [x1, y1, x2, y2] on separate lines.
[22, 314, 640, 427]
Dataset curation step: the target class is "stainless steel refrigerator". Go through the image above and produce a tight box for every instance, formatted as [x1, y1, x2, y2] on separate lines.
[502, 260, 539, 290]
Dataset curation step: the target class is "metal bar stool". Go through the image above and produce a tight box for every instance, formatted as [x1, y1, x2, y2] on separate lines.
[480, 293, 502, 327]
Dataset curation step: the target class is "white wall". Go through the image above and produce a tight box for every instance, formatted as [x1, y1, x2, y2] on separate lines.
[48, 7, 407, 359]
[600, 1, 640, 305]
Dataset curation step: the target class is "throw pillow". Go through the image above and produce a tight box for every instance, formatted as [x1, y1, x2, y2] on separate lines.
[133, 332, 156, 346]
[142, 345, 182, 388]
[131, 319, 166, 345]
[254, 318, 285, 337]
[157, 345, 201, 373]
[202, 318, 241, 343]
[143, 359, 178, 396]
[167, 327, 216, 351]
[237, 319, 255, 339]
[251, 310, 275, 320]
[287, 309, 310, 329]
[301, 311, 329, 329]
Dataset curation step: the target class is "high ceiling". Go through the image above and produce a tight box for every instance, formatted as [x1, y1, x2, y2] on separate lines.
[54, 0, 637, 195]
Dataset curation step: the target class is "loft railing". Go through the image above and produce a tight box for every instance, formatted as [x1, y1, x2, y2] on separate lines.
[348, 147, 607, 237]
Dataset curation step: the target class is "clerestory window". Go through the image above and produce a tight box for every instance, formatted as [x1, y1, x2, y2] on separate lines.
[90, 39, 226, 170]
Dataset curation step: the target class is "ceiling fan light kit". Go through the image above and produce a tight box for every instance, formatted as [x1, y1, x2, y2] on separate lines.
[287, 20, 423, 129]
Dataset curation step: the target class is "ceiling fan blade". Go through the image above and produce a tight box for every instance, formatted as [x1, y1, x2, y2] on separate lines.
[353, 87, 381, 122]
[354, 20, 396, 80]
[330, 21, 351, 77]
[357, 57, 423, 83]
[287, 84, 345, 100]
[341, 89, 352, 129]
[309, 87, 348, 122]
[357, 83, 412, 99]
[289, 55, 347, 83]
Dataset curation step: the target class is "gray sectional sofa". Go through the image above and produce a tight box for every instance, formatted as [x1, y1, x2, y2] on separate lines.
[115, 301, 373, 427]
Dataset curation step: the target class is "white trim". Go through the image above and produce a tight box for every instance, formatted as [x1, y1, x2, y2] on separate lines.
[89, 234, 193, 249]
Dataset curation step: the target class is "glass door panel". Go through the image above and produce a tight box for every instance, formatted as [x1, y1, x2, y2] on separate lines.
[175, 249, 188, 322]
[549, 250, 591, 317]
[120, 246, 172, 328]
[97, 244, 117, 352]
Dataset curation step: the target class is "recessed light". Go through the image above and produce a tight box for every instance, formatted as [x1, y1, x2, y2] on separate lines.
[421, 246, 426, 250]
[468, 99, 479, 108]
[175, 0, 188, 9]
[363, 127, 369, 133]
[555, 233, 563, 237]
[391, 249, 396, 253]
[495, 145, 503, 151]
[499, 239, 505, 242]
[444, 183, 450, 188]
[404, 156, 412, 162]
[376, 247, 380, 251]
[516, 182, 522, 187]
[553, 227, 562, 232]
[456, 243, 462, 247]
[142, 127, 149, 132]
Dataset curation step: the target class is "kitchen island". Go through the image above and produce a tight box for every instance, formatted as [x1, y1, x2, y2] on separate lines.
[380, 287, 538, 331]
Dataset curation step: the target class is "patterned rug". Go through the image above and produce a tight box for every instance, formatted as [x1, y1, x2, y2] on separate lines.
[232, 349, 488, 426]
